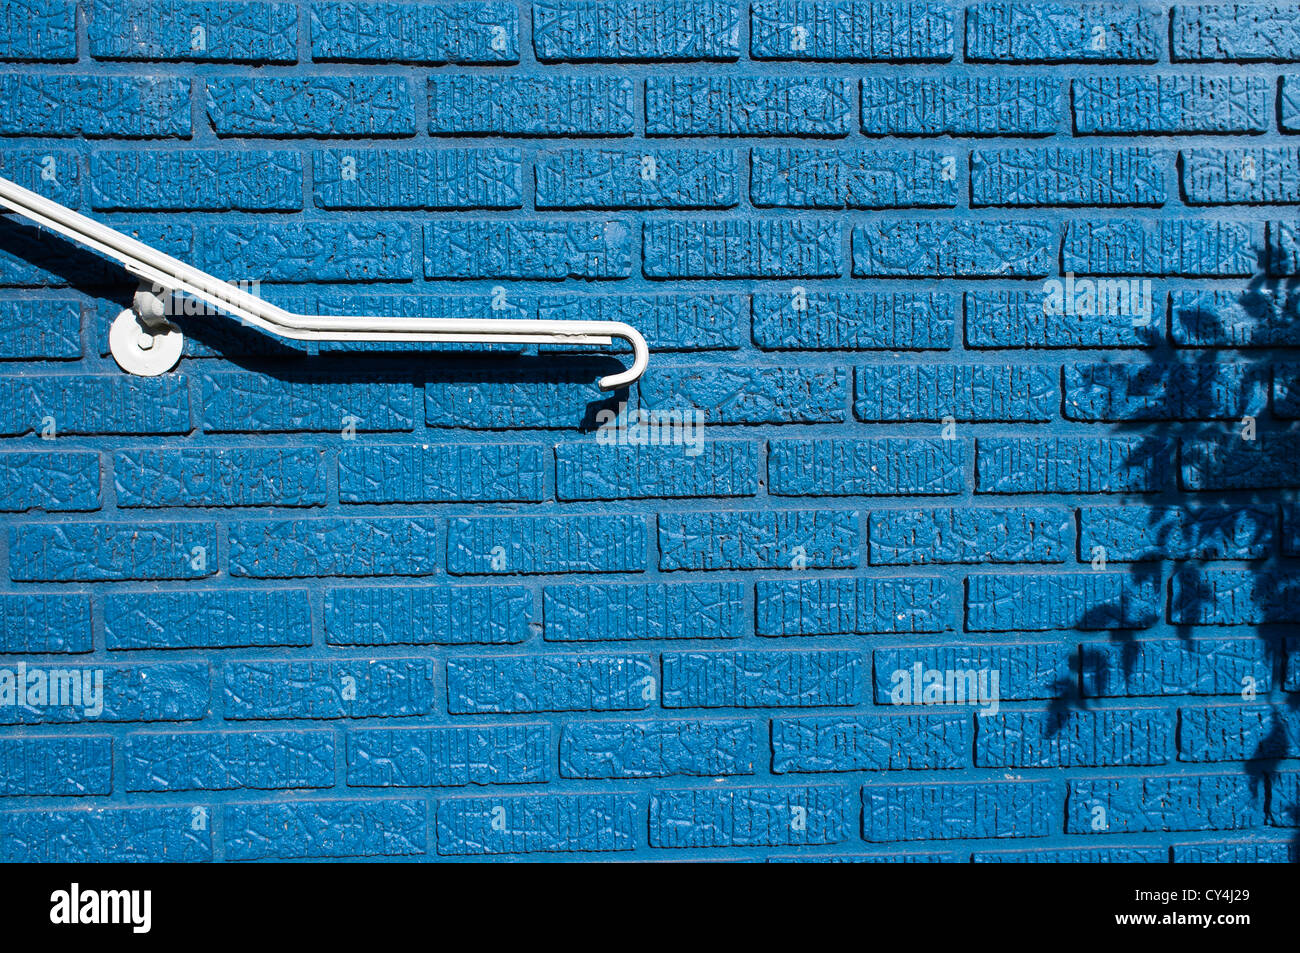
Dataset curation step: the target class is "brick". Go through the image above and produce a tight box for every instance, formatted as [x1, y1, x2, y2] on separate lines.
[1080, 505, 1272, 561]
[1179, 705, 1300, 762]
[646, 78, 853, 136]
[0, 807, 211, 862]
[89, 0, 297, 62]
[651, 784, 849, 847]
[91, 149, 302, 211]
[1171, 289, 1300, 346]
[852, 222, 1055, 277]
[750, 1, 953, 60]
[1181, 436, 1300, 490]
[0, 0, 75, 60]
[225, 799, 425, 860]
[0, 451, 98, 512]
[428, 76, 633, 136]
[966, 2, 1159, 62]
[1269, 772, 1300, 826]
[0, 299, 81, 360]
[1073, 76, 1268, 134]
[873, 644, 1071, 702]
[423, 373, 620, 429]
[114, 448, 326, 507]
[975, 846, 1166, 863]
[643, 219, 842, 278]
[314, 147, 521, 210]
[752, 148, 956, 208]
[1094, 635, 1268, 701]
[1283, 76, 1300, 130]
[447, 514, 645, 574]
[0, 75, 190, 137]
[0, 221, 190, 288]
[1172, 569, 1300, 625]
[870, 506, 1070, 565]
[0, 736, 112, 796]
[1182, 146, 1300, 205]
[124, 729, 334, 791]
[229, 517, 438, 578]
[966, 291, 1156, 349]
[753, 291, 955, 350]
[10, 521, 215, 581]
[312, 1, 517, 62]
[970, 147, 1166, 207]
[659, 509, 857, 571]
[661, 650, 861, 707]
[340, 444, 546, 503]
[772, 713, 970, 772]
[326, 585, 533, 645]
[1173, 4, 1300, 61]
[757, 577, 952, 636]
[0, 375, 191, 436]
[197, 222, 412, 282]
[854, 365, 1056, 422]
[769, 438, 963, 496]
[424, 220, 631, 279]
[437, 794, 637, 854]
[1173, 840, 1298, 863]
[201, 374, 414, 432]
[0, 662, 209, 724]
[966, 573, 1159, 631]
[348, 724, 550, 786]
[544, 582, 745, 641]
[1065, 362, 1263, 421]
[1067, 774, 1262, 833]
[977, 709, 1174, 767]
[447, 655, 654, 713]
[537, 292, 743, 350]
[639, 366, 847, 423]
[0, 594, 92, 654]
[1288, 638, 1300, 692]
[534, 0, 741, 61]
[1063, 220, 1256, 276]
[860, 78, 1060, 135]
[224, 659, 435, 719]
[561, 719, 758, 777]
[556, 440, 758, 500]
[862, 780, 1061, 840]
[0, 150, 80, 206]
[536, 148, 738, 209]
[1272, 362, 1300, 415]
[206, 77, 415, 137]
[104, 590, 312, 650]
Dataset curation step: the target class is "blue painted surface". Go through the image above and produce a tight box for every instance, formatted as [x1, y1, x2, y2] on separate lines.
[0, 0, 1298, 862]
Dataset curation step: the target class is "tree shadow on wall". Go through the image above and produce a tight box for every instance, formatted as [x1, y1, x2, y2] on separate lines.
[1047, 246, 1300, 860]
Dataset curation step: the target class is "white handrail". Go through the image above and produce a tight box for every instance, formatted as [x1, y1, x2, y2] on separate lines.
[0, 174, 648, 390]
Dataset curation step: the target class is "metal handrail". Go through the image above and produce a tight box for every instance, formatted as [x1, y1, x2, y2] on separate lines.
[0, 174, 649, 389]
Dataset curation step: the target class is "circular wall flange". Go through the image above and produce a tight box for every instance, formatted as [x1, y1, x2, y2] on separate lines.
[109, 307, 183, 376]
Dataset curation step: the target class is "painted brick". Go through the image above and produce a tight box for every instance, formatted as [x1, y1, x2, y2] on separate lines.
[447, 514, 645, 574]
[10, 521, 216, 581]
[1065, 362, 1263, 420]
[114, 448, 326, 507]
[556, 440, 759, 500]
[0, 807, 211, 862]
[970, 147, 1166, 207]
[347, 724, 550, 786]
[223, 659, 435, 719]
[447, 655, 655, 713]
[104, 589, 312, 650]
[311, 1, 518, 62]
[0, 662, 209, 724]
[1065, 219, 1257, 276]
[91, 149, 302, 211]
[0, 375, 192, 436]
[1172, 4, 1300, 61]
[201, 374, 414, 432]
[643, 219, 842, 278]
[750, 0, 953, 60]
[862, 780, 1061, 840]
[1067, 774, 1262, 833]
[1179, 706, 1300, 762]
[966, 2, 1159, 62]
[1173, 841, 1298, 863]
[1283, 76, 1300, 131]
[965, 573, 1160, 631]
[89, 0, 297, 62]
[966, 291, 1156, 349]
[1083, 638, 1272, 697]
[1269, 772, 1300, 826]
[326, 585, 533, 645]
[0, 221, 191, 288]
[428, 76, 633, 136]
[1182, 147, 1300, 205]
[772, 713, 970, 772]
[197, 222, 413, 282]
[976, 847, 1167, 863]
[561, 719, 758, 777]
[0, 75, 191, 137]
[437, 793, 637, 854]
[639, 366, 847, 423]
[860, 78, 1060, 136]
[0, 451, 99, 512]
[206, 77, 415, 137]
[1080, 505, 1272, 561]
[228, 517, 438, 578]
[661, 650, 861, 707]
[753, 291, 955, 350]
[659, 509, 858, 571]
[756, 577, 952, 636]
[536, 148, 738, 209]
[424, 220, 631, 279]
[1181, 436, 1300, 490]
[0, 594, 93, 654]
[225, 799, 426, 860]
[1072, 76, 1268, 134]
[854, 365, 1056, 422]
[123, 729, 334, 791]
[0, 149, 80, 205]
[0, 0, 75, 60]
[873, 644, 1071, 702]
[0, 299, 81, 360]
[1171, 289, 1300, 346]
[651, 784, 849, 847]
[314, 147, 521, 210]
[339, 444, 546, 503]
[537, 292, 743, 350]
[646, 78, 853, 136]
[752, 148, 956, 208]
[423, 374, 618, 429]
[544, 582, 746, 641]
[1266, 221, 1300, 275]
[976, 709, 1174, 767]
[1271, 362, 1300, 416]
[769, 438, 963, 496]
[1172, 569, 1300, 625]
[0, 736, 112, 796]
[852, 222, 1055, 277]
[534, 0, 741, 61]
[870, 506, 1070, 565]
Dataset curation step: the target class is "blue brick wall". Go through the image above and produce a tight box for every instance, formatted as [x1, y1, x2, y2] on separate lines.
[0, 0, 1298, 864]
